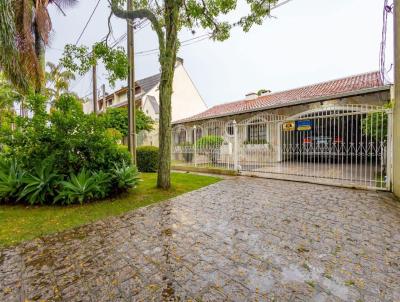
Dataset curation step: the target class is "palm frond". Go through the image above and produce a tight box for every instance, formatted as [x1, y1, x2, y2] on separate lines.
[0, 0, 29, 92]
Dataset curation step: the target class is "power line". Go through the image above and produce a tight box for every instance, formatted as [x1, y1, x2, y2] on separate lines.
[380, 0, 393, 83]
[271, 0, 294, 10]
[75, 0, 102, 45]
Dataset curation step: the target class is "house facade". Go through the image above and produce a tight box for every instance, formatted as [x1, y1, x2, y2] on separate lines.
[172, 71, 393, 191]
[84, 58, 207, 146]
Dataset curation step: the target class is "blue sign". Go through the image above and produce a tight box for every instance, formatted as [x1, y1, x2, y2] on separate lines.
[296, 120, 313, 131]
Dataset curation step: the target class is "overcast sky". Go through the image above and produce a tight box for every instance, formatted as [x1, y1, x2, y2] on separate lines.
[47, 0, 394, 108]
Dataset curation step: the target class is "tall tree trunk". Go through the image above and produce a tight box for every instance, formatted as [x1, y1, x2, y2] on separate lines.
[157, 0, 180, 189]
[34, 21, 45, 93]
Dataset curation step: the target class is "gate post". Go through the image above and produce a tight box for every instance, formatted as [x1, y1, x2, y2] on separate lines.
[233, 120, 239, 171]
[193, 125, 197, 167]
[387, 110, 393, 190]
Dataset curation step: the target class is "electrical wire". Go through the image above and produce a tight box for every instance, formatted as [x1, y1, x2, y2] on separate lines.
[379, 0, 393, 84]
[75, 0, 102, 45]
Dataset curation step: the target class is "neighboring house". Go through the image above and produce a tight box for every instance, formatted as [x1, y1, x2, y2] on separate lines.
[83, 58, 207, 146]
[172, 71, 393, 191]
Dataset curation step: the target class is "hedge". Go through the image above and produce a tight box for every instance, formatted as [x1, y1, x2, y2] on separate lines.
[137, 146, 159, 172]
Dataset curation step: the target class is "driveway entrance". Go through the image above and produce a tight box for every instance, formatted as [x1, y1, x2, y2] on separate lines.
[1, 177, 399, 301]
[237, 104, 392, 190]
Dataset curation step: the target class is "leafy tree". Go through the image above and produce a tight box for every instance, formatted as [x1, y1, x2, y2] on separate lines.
[0, 73, 22, 128]
[101, 107, 154, 136]
[110, 0, 278, 188]
[0, 0, 77, 92]
[45, 62, 76, 101]
[61, 42, 128, 87]
[0, 73, 20, 111]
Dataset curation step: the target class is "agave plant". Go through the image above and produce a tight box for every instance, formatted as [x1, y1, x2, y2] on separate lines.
[112, 161, 141, 193]
[0, 158, 25, 202]
[92, 170, 111, 199]
[19, 159, 60, 205]
[56, 169, 101, 205]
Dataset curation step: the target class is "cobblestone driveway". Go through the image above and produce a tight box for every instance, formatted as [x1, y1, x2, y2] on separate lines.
[1, 177, 400, 302]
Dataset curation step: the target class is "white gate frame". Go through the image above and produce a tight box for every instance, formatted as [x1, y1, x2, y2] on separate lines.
[171, 104, 393, 191]
[386, 109, 393, 191]
[236, 104, 393, 191]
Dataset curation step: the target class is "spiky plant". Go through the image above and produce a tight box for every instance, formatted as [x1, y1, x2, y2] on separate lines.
[0, 158, 25, 202]
[0, 0, 77, 92]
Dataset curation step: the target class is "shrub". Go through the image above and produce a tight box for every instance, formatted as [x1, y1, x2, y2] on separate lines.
[19, 159, 60, 205]
[195, 135, 224, 164]
[137, 146, 159, 172]
[196, 135, 224, 149]
[111, 162, 141, 193]
[56, 169, 102, 205]
[0, 158, 25, 203]
[0, 93, 143, 205]
[92, 170, 112, 199]
[0, 93, 132, 176]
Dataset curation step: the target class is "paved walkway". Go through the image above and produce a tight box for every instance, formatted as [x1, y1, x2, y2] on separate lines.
[1, 177, 400, 301]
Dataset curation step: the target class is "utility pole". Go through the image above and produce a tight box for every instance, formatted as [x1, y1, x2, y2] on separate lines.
[393, 0, 400, 196]
[101, 84, 106, 111]
[127, 0, 137, 164]
[92, 63, 97, 114]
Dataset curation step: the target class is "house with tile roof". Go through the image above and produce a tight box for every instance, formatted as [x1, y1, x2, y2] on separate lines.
[175, 71, 389, 124]
[171, 71, 393, 190]
[84, 58, 207, 146]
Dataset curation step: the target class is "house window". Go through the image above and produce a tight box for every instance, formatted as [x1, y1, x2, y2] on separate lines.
[191, 127, 202, 143]
[207, 126, 221, 136]
[225, 121, 234, 136]
[175, 128, 187, 145]
[247, 119, 267, 143]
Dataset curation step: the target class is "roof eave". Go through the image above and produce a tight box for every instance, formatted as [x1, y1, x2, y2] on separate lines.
[173, 85, 391, 125]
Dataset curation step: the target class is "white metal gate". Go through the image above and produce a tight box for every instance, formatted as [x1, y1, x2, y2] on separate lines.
[237, 105, 392, 190]
[172, 104, 392, 191]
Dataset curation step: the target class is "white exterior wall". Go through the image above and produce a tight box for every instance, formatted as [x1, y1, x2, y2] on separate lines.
[82, 60, 207, 147]
[83, 100, 93, 114]
[170, 63, 207, 122]
[142, 96, 159, 121]
[139, 63, 207, 122]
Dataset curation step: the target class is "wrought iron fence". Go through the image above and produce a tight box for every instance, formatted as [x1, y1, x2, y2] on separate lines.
[171, 104, 392, 190]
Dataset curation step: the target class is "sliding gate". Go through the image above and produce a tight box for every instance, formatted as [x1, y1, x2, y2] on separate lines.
[237, 105, 392, 190]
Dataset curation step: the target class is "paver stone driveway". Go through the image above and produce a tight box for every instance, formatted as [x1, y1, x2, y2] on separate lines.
[1, 177, 400, 301]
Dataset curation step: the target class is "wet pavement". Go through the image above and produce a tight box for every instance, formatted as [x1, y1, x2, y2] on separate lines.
[1, 177, 400, 301]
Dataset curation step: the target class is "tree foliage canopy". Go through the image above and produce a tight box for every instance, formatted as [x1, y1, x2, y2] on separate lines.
[45, 62, 76, 101]
[100, 107, 154, 136]
[110, 0, 278, 189]
[61, 42, 128, 87]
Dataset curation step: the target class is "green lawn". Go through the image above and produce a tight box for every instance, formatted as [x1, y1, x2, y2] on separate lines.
[0, 172, 221, 247]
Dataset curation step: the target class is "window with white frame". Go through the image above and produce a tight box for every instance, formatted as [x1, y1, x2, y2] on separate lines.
[246, 118, 268, 144]
[207, 125, 221, 136]
[191, 127, 202, 143]
[225, 121, 234, 136]
[174, 127, 187, 145]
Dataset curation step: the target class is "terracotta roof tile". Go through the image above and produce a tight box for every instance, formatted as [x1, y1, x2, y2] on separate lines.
[175, 71, 387, 123]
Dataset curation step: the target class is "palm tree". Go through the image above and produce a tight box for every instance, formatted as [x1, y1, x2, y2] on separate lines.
[0, 0, 77, 93]
[45, 62, 76, 101]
